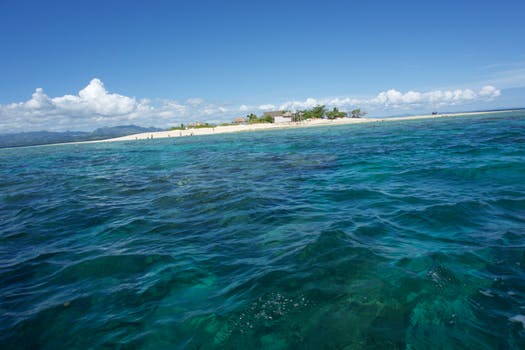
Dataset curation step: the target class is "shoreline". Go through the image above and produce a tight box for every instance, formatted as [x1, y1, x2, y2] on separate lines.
[3, 109, 517, 149]
[93, 109, 516, 144]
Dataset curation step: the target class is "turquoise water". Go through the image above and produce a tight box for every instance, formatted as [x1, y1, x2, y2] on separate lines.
[1, 113, 525, 349]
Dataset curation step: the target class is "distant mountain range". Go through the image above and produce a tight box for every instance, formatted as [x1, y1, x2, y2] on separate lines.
[0, 125, 163, 148]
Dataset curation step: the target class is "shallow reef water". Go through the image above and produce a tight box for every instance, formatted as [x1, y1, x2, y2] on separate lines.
[1, 112, 525, 349]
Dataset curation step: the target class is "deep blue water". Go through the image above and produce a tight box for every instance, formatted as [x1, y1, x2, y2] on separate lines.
[1, 113, 525, 349]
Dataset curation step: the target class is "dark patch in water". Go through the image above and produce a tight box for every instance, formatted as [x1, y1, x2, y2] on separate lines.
[1, 112, 525, 348]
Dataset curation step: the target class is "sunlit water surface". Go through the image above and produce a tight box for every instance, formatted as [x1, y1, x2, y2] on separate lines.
[1, 112, 525, 349]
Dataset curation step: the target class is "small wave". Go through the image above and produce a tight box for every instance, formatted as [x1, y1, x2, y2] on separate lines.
[510, 314, 525, 329]
[55, 253, 176, 282]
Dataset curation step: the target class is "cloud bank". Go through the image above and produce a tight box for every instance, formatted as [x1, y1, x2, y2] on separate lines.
[279, 86, 500, 111]
[0, 79, 501, 132]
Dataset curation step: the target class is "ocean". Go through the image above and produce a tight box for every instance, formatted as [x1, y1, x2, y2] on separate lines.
[1, 112, 524, 349]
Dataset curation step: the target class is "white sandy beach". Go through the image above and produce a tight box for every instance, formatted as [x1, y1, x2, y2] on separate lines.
[86, 110, 513, 144]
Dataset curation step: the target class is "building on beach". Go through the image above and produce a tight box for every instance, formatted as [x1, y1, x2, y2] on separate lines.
[232, 117, 247, 124]
[264, 111, 293, 123]
[188, 121, 206, 128]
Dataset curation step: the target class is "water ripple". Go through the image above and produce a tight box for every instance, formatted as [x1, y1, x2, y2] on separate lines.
[1, 112, 525, 348]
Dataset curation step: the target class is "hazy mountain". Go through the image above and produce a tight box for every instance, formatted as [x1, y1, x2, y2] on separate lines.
[90, 125, 161, 137]
[0, 125, 162, 148]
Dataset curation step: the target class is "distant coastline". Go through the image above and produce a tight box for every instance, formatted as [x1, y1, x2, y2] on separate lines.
[87, 109, 519, 144]
[0, 125, 162, 149]
[1, 109, 520, 149]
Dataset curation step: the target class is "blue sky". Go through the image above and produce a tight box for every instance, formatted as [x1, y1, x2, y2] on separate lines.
[0, 0, 524, 131]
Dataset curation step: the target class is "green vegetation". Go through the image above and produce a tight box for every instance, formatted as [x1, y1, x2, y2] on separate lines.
[174, 106, 366, 128]
[294, 105, 359, 121]
[192, 123, 215, 129]
[261, 115, 274, 123]
[351, 109, 366, 118]
[169, 123, 186, 130]
[298, 105, 327, 120]
[169, 122, 216, 130]
[247, 113, 273, 124]
[326, 107, 348, 119]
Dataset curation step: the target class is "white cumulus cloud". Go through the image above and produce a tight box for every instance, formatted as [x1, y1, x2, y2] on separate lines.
[0, 79, 234, 132]
[0, 79, 153, 131]
[479, 85, 501, 98]
[367, 86, 498, 108]
[54, 78, 140, 116]
[273, 85, 501, 114]
[276, 86, 498, 112]
[258, 104, 276, 111]
[186, 98, 205, 105]
[0, 79, 503, 133]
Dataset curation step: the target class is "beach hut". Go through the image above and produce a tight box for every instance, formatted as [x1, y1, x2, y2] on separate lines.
[232, 117, 247, 124]
[265, 111, 293, 123]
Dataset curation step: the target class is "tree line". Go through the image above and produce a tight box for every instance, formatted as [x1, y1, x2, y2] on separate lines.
[248, 105, 366, 124]
[169, 105, 366, 129]
[296, 105, 366, 120]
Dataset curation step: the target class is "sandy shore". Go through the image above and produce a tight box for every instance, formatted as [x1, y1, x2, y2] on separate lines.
[87, 110, 514, 144]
